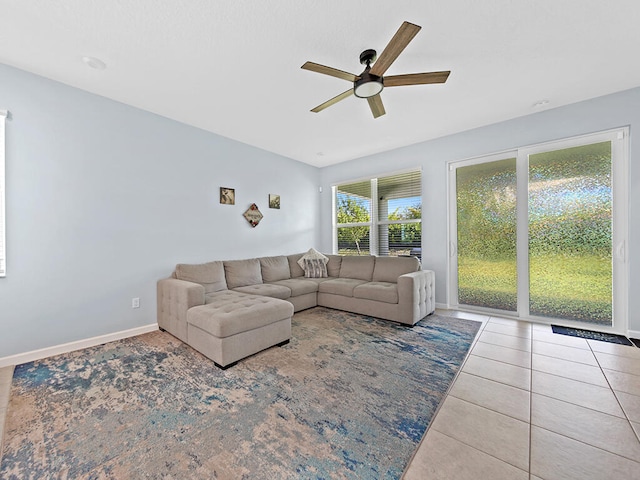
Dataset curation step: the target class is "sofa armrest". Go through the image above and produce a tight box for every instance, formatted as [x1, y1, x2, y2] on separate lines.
[397, 270, 436, 325]
[157, 278, 205, 342]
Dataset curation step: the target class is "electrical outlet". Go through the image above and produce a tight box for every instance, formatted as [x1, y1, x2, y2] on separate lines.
[132, 297, 140, 309]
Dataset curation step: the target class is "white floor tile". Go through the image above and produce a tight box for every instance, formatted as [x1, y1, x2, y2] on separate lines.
[531, 353, 608, 387]
[532, 330, 590, 349]
[615, 391, 640, 423]
[472, 341, 532, 368]
[587, 340, 640, 359]
[487, 317, 531, 329]
[532, 371, 625, 418]
[531, 426, 640, 480]
[442, 310, 492, 322]
[430, 396, 530, 471]
[603, 369, 640, 396]
[532, 341, 598, 366]
[463, 355, 531, 390]
[449, 372, 530, 422]
[478, 331, 532, 352]
[594, 351, 640, 376]
[404, 430, 528, 480]
[531, 393, 640, 462]
[484, 322, 531, 338]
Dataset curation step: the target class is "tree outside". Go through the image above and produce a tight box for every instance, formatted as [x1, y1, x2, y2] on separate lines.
[337, 196, 370, 255]
[337, 195, 422, 257]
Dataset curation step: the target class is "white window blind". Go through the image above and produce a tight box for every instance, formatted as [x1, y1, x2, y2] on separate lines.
[0, 109, 6, 277]
[334, 169, 422, 258]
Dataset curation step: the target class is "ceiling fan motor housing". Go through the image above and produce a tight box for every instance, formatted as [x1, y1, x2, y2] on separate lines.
[354, 49, 384, 98]
[359, 49, 377, 65]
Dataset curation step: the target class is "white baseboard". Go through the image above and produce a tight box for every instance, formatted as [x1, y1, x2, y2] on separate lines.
[0, 324, 158, 368]
[435, 302, 449, 310]
[627, 329, 640, 339]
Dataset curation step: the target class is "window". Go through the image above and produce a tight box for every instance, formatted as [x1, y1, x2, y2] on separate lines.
[0, 109, 6, 277]
[448, 129, 628, 332]
[334, 170, 422, 259]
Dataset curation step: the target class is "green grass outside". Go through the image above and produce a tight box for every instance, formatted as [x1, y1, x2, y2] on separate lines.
[459, 254, 612, 325]
[458, 257, 517, 311]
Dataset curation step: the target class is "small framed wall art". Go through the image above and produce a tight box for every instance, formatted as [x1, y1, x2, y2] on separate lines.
[269, 194, 281, 209]
[220, 187, 235, 205]
[243, 203, 263, 227]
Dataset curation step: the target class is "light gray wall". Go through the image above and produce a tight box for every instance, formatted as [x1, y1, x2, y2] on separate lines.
[320, 87, 640, 333]
[0, 63, 320, 357]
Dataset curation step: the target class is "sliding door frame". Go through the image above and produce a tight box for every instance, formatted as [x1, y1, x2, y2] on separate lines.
[447, 128, 629, 334]
[446, 150, 518, 315]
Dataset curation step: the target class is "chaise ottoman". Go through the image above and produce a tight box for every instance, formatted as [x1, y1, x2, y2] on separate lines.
[185, 291, 293, 369]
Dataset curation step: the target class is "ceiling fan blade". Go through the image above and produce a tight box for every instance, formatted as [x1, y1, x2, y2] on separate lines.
[301, 61, 359, 82]
[367, 94, 386, 118]
[384, 71, 451, 87]
[311, 88, 354, 113]
[369, 21, 421, 77]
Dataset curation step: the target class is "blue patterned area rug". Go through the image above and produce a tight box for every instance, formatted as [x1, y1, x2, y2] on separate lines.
[1, 308, 480, 479]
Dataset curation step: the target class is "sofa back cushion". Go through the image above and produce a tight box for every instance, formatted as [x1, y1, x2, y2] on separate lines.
[260, 256, 291, 282]
[287, 253, 305, 278]
[326, 255, 342, 277]
[224, 258, 263, 289]
[339, 256, 376, 281]
[372, 256, 421, 283]
[175, 261, 227, 293]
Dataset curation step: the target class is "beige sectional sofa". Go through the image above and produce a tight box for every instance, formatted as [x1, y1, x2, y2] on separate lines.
[157, 253, 435, 368]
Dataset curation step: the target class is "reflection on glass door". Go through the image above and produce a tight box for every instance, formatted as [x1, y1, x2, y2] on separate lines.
[528, 142, 612, 326]
[456, 158, 517, 312]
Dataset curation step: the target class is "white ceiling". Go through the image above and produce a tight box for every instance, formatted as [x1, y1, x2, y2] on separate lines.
[1, 1, 640, 168]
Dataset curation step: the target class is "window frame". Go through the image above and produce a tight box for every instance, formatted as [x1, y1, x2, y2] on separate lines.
[333, 168, 422, 258]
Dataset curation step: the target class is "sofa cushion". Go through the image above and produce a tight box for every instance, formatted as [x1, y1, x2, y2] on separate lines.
[270, 278, 319, 296]
[287, 253, 305, 278]
[175, 261, 227, 294]
[372, 256, 421, 283]
[326, 255, 343, 277]
[259, 256, 291, 282]
[233, 283, 291, 300]
[339, 256, 376, 281]
[353, 282, 399, 304]
[318, 278, 368, 297]
[188, 291, 293, 338]
[224, 258, 263, 289]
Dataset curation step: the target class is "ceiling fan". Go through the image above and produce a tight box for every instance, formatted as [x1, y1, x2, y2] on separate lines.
[301, 21, 450, 119]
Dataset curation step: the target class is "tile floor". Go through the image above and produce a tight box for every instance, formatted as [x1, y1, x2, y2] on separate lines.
[403, 311, 640, 480]
[1, 313, 639, 479]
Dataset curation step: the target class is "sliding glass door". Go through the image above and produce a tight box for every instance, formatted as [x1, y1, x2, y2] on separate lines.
[449, 130, 628, 332]
[456, 157, 517, 312]
[528, 142, 612, 325]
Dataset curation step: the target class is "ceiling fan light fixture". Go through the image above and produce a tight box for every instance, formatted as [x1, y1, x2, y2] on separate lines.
[354, 73, 383, 98]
